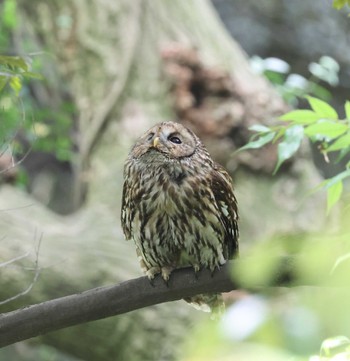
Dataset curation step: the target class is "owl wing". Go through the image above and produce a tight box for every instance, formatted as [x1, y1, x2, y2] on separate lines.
[209, 164, 239, 259]
[121, 166, 140, 241]
[121, 177, 132, 240]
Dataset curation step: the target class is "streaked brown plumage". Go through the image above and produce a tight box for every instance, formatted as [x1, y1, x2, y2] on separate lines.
[121, 121, 239, 312]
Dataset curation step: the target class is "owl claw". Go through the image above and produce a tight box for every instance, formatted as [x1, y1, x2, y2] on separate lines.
[161, 266, 174, 286]
[146, 266, 161, 286]
[145, 266, 174, 286]
[210, 265, 221, 278]
[190, 263, 200, 280]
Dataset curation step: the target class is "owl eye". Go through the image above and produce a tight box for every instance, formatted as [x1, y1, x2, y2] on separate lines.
[169, 136, 182, 144]
[147, 132, 155, 141]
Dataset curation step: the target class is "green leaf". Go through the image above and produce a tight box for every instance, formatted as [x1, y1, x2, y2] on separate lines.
[249, 124, 272, 133]
[336, 147, 350, 162]
[327, 181, 343, 213]
[331, 252, 350, 274]
[308, 81, 332, 101]
[239, 132, 275, 151]
[0, 55, 28, 71]
[2, 0, 18, 29]
[22, 71, 44, 80]
[327, 133, 350, 152]
[9, 75, 22, 96]
[273, 127, 286, 142]
[306, 96, 338, 120]
[320, 336, 350, 357]
[345, 100, 350, 120]
[279, 109, 320, 124]
[274, 125, 304, 174]
[304, 120, 348, 139]
[0, 76, 8, 92]
[333, 0, 350, 9]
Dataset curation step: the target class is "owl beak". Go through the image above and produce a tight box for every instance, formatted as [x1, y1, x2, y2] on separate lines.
[153, 137, 160, 148]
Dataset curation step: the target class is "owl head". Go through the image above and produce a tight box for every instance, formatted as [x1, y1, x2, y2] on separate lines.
[130, 121, 201, 160]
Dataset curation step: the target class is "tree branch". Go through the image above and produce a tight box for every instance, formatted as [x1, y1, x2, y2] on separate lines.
[0, 257, 297, 348]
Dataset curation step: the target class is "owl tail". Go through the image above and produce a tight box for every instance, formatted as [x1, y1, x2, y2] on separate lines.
[184, 293, 225, 318]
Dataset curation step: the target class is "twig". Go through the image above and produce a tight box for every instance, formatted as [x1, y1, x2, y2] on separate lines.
[0, 234, 42, 306]
[0, 252, 30, 268]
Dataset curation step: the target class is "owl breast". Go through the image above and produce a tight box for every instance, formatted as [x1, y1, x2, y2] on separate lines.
[123, 153, 229, 272]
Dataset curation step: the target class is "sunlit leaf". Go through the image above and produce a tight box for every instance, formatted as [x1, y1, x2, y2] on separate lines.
[274, 125, 304, 173]
[309, 63, 332, 86]
[279, 110, 320, 124]
[249, 124, 272, 133]
[309, 57, 339, 87]
[285, 73, 308, 89]
[306, 96, 338, 120]
[345, 100, 350, 120]
[320, 336, 350, 357]
[304, 120, 348, 139]
[327, 181, 343, 213]
[333, 0, 350, 9]
[239, 132, 275, 151]
[331, 253, 350, 274]
[319, 56, 340, 73]
[264, 57, 290, 73]
[327, 133, 350, 152]
[9, 76, 22, 96]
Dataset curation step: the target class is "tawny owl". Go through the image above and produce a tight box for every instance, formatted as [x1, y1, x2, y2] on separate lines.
[121, 121, 239, 313]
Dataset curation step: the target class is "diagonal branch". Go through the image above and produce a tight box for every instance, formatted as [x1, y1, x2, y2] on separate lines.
[0, 257, 297, 348]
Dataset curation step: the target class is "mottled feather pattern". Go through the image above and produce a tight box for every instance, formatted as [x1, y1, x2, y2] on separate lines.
[121, 121, 239, 312]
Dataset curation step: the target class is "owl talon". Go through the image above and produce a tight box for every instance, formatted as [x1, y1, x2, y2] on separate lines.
[146, 266, 161, 284]
[193, 266, 201, 280]
[161, 266, 174, 286]
[210, 265, 221, 277]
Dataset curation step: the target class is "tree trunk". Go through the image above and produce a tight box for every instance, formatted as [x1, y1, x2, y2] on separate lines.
[1, 1, 325, 360]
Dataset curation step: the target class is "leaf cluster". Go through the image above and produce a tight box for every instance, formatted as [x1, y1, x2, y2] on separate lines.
[250, 56, 339, 106]
[0, 55, 43, 96]
[312, 336, 350, 361]
[0, 53, 74, 165]
[333, 0, 350, 10]
[239, 96, 350, 212]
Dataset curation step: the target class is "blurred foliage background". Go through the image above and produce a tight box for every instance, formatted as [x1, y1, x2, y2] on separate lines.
[0, 0, 350, 360]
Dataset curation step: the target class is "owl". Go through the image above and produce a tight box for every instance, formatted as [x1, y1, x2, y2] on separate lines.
[121, 121, 239, 313]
